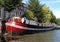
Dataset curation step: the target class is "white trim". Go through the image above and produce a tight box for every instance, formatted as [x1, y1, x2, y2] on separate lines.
[6, 23, 53, 30]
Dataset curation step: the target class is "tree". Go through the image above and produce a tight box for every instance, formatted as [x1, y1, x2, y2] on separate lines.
[22, 9, 34, 20]
[50, 12, 56, 23]
[40, 5, 52, 23]
[27, 0, 52, 23]
[0, 0, 22, 12]
[28, 0, 42, 16]
[0, 0, 4, 5]
[28, 0, 43, 21]
[56, 18, 60, 25]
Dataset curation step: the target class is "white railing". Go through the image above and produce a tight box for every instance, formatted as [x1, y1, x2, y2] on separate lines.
[24, 19, 56, 27]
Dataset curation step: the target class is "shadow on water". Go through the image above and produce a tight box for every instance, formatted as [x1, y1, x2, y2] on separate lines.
[54, 27, 60, 30]
[19, 29, 54, 35]
[18, 27, 60, 35]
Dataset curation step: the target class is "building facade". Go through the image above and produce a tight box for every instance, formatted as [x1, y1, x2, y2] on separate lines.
[0, 3, 27, 19]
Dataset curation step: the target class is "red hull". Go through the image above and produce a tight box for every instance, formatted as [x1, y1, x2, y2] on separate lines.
[6, 17, 27, 33]
[6, 22, 26, 33]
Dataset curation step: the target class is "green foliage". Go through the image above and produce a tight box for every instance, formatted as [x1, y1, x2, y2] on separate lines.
[22, 9, 34, 20]
[28, 0, 42, 22]
[50, 12, 56, 23]
[56, 18, 60, 25]
[0, 0, 4, 5]
[40, 5, 52, 23]
[28, 0, 41, 16]
[27, 0, 52, 23]
[0, 0, 22, 12]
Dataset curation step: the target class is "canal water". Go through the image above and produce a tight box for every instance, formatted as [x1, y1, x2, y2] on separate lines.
[6, 29, 60, 42]
[19, 30, 60, 42]
[0, 29, 60, 42]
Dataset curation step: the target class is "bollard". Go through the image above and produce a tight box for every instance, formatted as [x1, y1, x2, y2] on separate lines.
[1, 19, 6, 42]
[1, 19, 6, 34]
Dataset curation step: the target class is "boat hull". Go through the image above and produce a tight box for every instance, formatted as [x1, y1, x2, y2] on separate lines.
[6, 22, 27, 33]
[6, 22, 53, 33]
[5, 17, 54, 33]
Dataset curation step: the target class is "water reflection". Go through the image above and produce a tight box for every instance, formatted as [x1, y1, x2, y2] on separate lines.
[52, 30, 60, 42]
[1, 30, 60, 42]
[22, 30, 60, 42]
[22, 31, 53, 42]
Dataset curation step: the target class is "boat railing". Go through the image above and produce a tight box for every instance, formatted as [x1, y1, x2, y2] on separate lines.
[25, 19, 37, 26]
[22, 18, 56, 27]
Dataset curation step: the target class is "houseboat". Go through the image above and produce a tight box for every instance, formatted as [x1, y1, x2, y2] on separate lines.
[6, 17, 55, 33]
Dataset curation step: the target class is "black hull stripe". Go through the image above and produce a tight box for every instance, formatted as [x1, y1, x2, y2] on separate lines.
[6, 23, 54, 30]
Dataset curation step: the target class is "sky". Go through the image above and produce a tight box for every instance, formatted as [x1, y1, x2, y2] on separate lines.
[22, 0, 60, 18]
